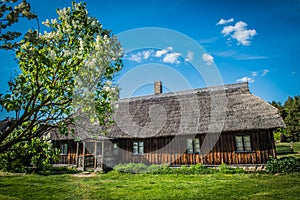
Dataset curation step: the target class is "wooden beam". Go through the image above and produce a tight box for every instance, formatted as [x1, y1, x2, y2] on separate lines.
[75, 142, 79, 167]
[94, 141, 97, 170]
[82, 142, 86, 171]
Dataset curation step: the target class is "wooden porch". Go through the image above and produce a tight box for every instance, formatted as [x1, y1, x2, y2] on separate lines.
[76, 139, 104, 171]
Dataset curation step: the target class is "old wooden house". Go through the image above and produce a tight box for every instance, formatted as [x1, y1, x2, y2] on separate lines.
[51, 82, 285, 170]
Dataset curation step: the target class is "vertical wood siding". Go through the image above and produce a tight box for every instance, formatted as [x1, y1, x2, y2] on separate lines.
[114, 130, 276, 165]
[53, 130, 276, 166]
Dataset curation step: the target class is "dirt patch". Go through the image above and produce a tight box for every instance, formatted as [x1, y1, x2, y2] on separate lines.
[72, 172, 97, 177]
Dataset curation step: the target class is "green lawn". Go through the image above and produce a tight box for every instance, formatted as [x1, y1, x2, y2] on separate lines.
[0, 172, 299, 200]
[276, 142, 300, 158]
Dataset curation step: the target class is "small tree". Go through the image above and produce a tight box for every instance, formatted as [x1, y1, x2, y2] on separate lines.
[0, 2, 123, 153]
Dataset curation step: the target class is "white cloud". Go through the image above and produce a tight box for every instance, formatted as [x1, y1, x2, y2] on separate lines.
[220, 21, 257, 46]
[125, 49, 154, 62]
[155, 47, 173, 57]
[163, 52, 181, 64]
[127, 52, 142, 62]
[261, 69, 270, 76]
[216, 18, 234, 25]
[202, 53, 214, 65]
[125, 47, 183, 65]
[142, 49, 154, 59]
[236, 77, 254, 83]
[251, 71, 258, 77]
[251, 69, 270, 77]
[185, 51, 194, 62]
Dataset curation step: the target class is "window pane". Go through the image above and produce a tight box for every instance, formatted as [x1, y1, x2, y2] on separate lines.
[133, 142, 139, 154]
[60, 144, 68, 155]
[113, 143, 118, 155]
[139, 142, 144, 154]
[243, 136, 251, 151]
[96, 143, 102, 156]
[187, 139, 193, 154]
[235, 136, 244, 151]
[194, 138, 200, 153]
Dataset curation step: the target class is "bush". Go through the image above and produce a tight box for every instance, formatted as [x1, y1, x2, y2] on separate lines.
[114, 163, 148, 174]
[0, 137, 59, 173]
[189, 163, 213, 174]
[266, 157, 300, 173]
[112, 163, 245, 175]
[38, 166, 78, 175]
[147, 164, 168, 174]
[218, 163, 245, 174]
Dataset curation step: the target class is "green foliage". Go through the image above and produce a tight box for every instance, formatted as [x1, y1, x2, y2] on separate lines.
[218, 163, 245, 174]
[113, 163, 148, 174]
[0, 2, 123, 153]
[266, 157, 300, 174]
[113, 163, 244, 175]
[0, 0, 37, 49]
[0, 137, 59, 173]
[273, 130, 282, 141]
[37, 165, 78, 175]
[271, 96, 300, 142]
[283, 96, 300, 141]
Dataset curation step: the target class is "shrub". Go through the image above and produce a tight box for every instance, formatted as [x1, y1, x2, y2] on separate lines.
[266, 157, 300, 173]
[112, 163, 244, 175]
[217, 163, 245, 174]
[0, 138, 59, 173]
[114, 163, 148, 174]
[190, 164, 214, 174]
[147, 164, 168, 174]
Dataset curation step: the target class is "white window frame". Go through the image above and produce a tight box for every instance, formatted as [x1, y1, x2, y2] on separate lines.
[186, 138, 200, 154]
[113, 143, 119, 155]
[235, 135, 252, 152]
[60, 143, 68, 155]
[133, 141, 144, 155]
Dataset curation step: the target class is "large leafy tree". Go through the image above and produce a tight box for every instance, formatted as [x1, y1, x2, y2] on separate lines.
[0, 2, 123, 153]
[283, 96, 300, 141]
[0, 0, 37, 49]
[271, 96, 300, 142]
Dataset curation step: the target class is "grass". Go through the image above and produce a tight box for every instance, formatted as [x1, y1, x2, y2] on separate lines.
[0, 172, 300, 200]
[291, 142, 300, 152]
[276, 142, 300, 158]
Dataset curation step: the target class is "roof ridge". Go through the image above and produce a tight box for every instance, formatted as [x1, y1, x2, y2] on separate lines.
[117, 82, 249, 102]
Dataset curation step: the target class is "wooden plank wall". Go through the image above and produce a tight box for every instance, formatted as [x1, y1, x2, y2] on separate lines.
[115, 130, 276, 165]
[53, 140, 77, 165]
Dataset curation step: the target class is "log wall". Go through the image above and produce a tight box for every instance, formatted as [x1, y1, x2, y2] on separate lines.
[52, 130, 276, 166]
[114, 130, 276, 165]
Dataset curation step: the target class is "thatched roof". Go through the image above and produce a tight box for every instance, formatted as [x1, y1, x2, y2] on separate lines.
[107, 82, 285, 139]
[50, 114, 109, 141]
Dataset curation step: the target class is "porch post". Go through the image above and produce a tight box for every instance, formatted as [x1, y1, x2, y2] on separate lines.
[75, 142, 79, 167]
[101, 140, 104, 170]
[94, 141, 97, 170]
[82, 142, 86, 171]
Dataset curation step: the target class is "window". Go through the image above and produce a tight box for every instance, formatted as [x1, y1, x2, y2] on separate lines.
[133, 142, 144, 155]
[60, 143, 68, 155]
[113, 143, 119, 155]
[235, 135, 251, 152]
[186, 138, 200, 154]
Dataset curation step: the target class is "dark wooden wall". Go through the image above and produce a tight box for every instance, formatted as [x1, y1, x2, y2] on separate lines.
[114, 130, 276, 165]
[52, 130, 276, 166]
[53, 140, 77, 165]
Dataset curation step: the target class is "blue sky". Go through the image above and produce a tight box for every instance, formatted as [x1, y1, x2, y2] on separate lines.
[0, 0, 299, 119]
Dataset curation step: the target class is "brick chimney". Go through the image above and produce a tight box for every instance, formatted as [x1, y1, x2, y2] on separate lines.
[154, 81, 162, 94]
